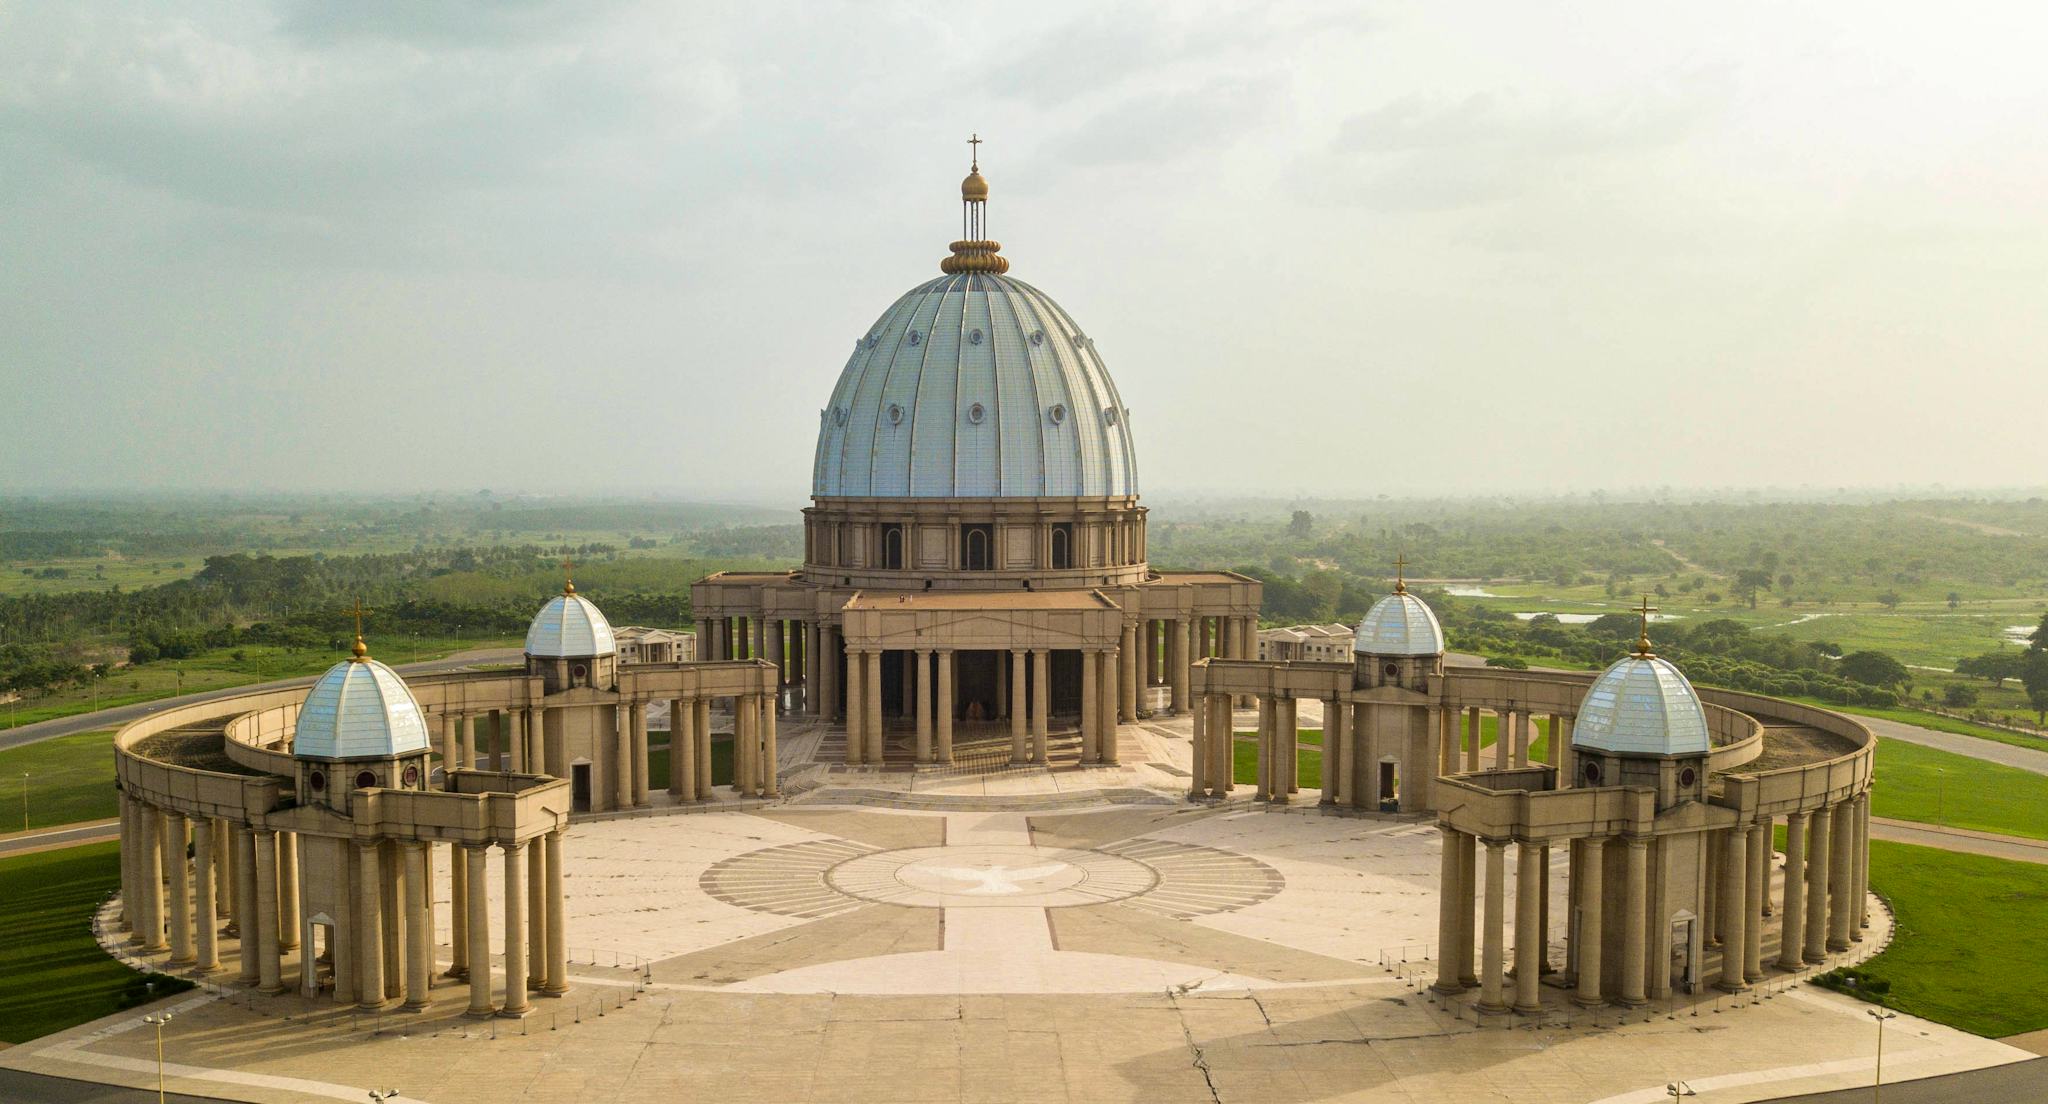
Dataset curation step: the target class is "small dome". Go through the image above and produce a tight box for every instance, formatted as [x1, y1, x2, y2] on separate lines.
[1353, 592, 1445, 657]
[962, 169, 989, 201]
[526, 591, 617, 658]
[1572, 654, 1710, 758]
[294, 657, 431, 760]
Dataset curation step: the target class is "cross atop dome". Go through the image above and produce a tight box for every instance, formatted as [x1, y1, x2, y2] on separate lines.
[1633, 594, 1658, 657]
[945, 135, 1008, 274]
[1392, 554, 1408, 595]
[343, 597, 371, 661]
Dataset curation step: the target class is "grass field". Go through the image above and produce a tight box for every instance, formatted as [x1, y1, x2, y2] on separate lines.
[1810, 699, 2048, 753]
[1871, 737, 2048, 841]
[647, 737, 736, 790]
[1852, 839, 2048, 1037]
[0, 730, 118, 832]
[0, 842, 190, 1043]
[1, 636, 519, 734]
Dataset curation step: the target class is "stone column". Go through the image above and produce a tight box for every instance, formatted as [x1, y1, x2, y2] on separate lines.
[1119, 621, 1138, 722]
[165, 814, 194, 966]
[527, 841, 545, 987]
[1433, 827, 1467, 994]
[544, 831, 568, 995]
[137, 807, 166, 951]
[1171, 618, 1191, 714]
[1717, 826, 1748, 992]
[440, 713, 459, 784]
[1779, 812, 1808, 970]
[1323, 701, 1346, 807]
[1009, 650, 1029, 763]
[631, 702, 650, 806]
[1456, 831, 1478, 988]
[915, 649, 934, 763]
[733, 693, 755, 796]
[845, 649, 866, 765]
[501, 842, 530, 1017]
[1190, 692, 1210, 797]
[192, 817, 220, 973]
[613, 703, 634, 810]
[1744, 824, 1766, 982]
[1514, 840, 1544, 1013]
[509, 709, 526, 773]
[769, 620, 786, 700]
[761, 693, 780, 797]
[355, 840, 385, 1007]
[1828, 801, 1854, 951]
[865, 650, 885, 764]
[403, 842, 430, 1011]
[1081, 649, 1101, 763]
[803, 622, 821, 715]
[117, 799, 133, 935]
[232, 827, 256, 974]
[1574, 837, 1605, 1006]
[1255, 695, 1275, 799]
[1279, 696, 1299, 799]
[449, 842, 469, 978]
[1212, 693, 1236, 793]
[1030, 649, 1050, 764]
[464, 844, 493, 1016]
[278, 832, 299, 953]
[937, 651, 956, 765]
[1103, 644, 1121, 763]
[1620, 838, 1648, 1006]
[1478, 839, 1508, 1012]
[1557, 715, 1576, 788]
[684, 700, 700, 794]
[1853, 792, 1872, 937]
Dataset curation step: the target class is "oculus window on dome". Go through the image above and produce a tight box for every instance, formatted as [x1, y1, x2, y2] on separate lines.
[812, 138, 1138, 499]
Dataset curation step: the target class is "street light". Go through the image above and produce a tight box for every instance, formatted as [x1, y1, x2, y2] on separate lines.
[1935, 768, 1946, 827]
[368, 1091, 403, 1103]
[1870, 1008, 1898, 1102]
[20, 772, 28, 832]
[1667, 1083, 1696, 1101]
[143, 1010, 175, 1103]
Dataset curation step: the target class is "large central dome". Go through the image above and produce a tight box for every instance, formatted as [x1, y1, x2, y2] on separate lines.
[811, 165, 1138, 499]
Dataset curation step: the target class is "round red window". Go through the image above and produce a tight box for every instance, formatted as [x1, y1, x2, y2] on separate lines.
[402, 764, 420, 787]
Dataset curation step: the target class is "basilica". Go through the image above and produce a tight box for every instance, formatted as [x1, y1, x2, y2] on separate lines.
[100, 151, 1876, 1033]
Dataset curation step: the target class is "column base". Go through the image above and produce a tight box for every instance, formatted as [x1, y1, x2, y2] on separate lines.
[1616, 996, 1647, 1008]
[1826, 939, 1850, 952]
[1511, 1001, 1542, 1015]
[1474, 1000, 1509, 1014]
[464, 1006, 498, 1019]
[168, 954, 197, 968]
[1714, 981, 1748, 995]
[497, 1003, 533, 1019]
[189, 964, 223, 977]
[402, 999, 431, 1013]
[1429, 981, 1466, 996]
[1571, 993, 1605, 1009]
[541, 983, 569, 997]
[357, 997, 397, 1011]
[444, 966, 469, 979]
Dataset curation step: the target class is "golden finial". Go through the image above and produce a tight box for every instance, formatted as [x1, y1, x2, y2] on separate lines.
[1393, 554, 1408, 595]
[343, 598, 371, 661]
[560, 558, 577, 595]
[1633, 594, 1658, 657]
[944, 133, 1008, 274]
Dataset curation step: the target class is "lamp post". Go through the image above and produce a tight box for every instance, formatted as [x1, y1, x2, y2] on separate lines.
[1667, 1082, 1696, 1102]
[1935, 768, 1945, 828]
[143, 1010, 175, 1103]
[1870, 1008, 1897, 1102]
[369, 1091, 403, 1103]
[20, 772, 28, 832]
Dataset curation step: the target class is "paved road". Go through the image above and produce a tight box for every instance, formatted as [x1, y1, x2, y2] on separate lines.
[0, 819, 119, 858]
[1757, 1056, 2048, 1103]
[0, 648, 524, 755]
[1855, 712, 2048, 776]
[1870, 816, 2048, 865]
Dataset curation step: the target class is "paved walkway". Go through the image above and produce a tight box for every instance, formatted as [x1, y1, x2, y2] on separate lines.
[1855, 713, 2048, 776]
[1754, 1056, 2048, 1103]
[0, 818, 119, 858]
[0, 649, 522, 754]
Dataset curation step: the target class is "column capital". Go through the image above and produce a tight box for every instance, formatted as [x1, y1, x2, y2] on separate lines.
[1482, 837, 1508, 852]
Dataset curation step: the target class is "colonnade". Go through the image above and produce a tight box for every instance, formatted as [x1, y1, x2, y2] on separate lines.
[1432, 791, 1874, 1011]
[699, 611, 1256, 727]
[118, 792, 570, 1016]
[1447, 707, 1574, 777]
[437, 706, 549, 777]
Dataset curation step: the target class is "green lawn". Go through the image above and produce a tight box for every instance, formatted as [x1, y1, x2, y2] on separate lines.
[1872, 737, 2048, 841]
[1232, 738, 1322, 789]
[0, 730, 118, 832]
[1851, 839, 2048, 1037]
[0, 842, 189, 1043]
[1, 636, 519, 733]
[647, 735, 736, 790]
[1808, 699, 2048, 755]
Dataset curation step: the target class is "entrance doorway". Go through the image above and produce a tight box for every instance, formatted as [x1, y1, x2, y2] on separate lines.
[1378, 759, 1399, 810]
[571, 761, 592, 811]
[1670, 912, 1698, 994]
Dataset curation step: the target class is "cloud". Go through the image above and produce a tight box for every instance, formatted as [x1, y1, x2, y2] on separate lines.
[1046, 75, 1287, 167]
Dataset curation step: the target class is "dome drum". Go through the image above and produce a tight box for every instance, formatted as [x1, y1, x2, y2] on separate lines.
[801, 495, 1148, 591]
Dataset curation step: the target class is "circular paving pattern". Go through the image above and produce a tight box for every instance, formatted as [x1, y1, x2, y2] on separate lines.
[701, 836, 1284, 919]
[829, 845, 1156, 908]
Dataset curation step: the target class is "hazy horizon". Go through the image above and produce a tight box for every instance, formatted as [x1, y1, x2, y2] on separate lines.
[6, 3, 2046, 498]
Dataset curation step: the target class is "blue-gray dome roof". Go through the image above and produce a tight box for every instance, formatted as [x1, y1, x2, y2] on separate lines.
[1353, 592, 1445, 656]
[294, 656, 431, 761]
[812, 273, 1139, 498]
[526, 591, 617, 658]
[1572, 654, 1711, 758]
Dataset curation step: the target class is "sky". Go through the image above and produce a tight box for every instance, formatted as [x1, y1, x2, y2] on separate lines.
[3, 2, 2046, 503]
